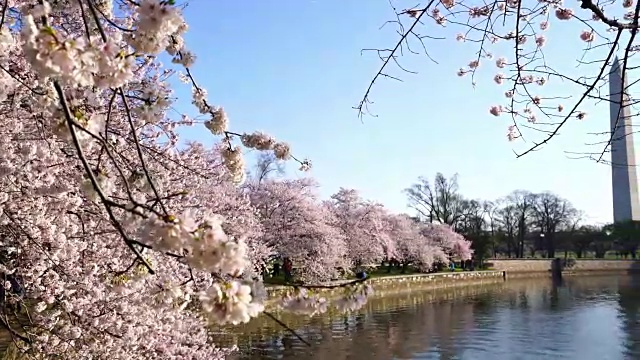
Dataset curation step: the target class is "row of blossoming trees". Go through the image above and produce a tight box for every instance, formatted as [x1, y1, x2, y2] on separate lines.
[246, 168, 473, 283]
[0, 1, 472, 358]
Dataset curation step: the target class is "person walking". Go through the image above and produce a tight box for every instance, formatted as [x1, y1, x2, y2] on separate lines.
[283, 258, 293, 283]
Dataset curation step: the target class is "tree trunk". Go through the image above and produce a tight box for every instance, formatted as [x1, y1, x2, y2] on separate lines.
[518, 239, 525, 258]
[546, 236, 556, 259]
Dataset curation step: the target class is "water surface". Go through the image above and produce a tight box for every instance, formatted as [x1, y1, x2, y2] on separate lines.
[221, 275, 640, 360]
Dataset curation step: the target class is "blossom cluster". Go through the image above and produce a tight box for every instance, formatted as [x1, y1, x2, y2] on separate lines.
[0, 0, 474, 358]
[333, 283, 375, 313]
[0, 0, 314, 358]
[200, 280, 265, 325]
[280, 288, 330, 316]
[278, 284, 374, 316]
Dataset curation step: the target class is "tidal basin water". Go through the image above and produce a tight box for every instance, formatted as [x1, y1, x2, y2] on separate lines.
[217, 275, 640, 360]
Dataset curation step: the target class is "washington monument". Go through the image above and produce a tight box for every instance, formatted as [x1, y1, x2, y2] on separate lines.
[610, 56, 640, 222]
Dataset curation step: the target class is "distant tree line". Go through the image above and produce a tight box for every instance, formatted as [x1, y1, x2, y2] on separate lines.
[405, 173, 639, 262]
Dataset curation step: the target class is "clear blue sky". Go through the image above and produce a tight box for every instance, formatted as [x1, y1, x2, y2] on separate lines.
[172, 0, 633, 225]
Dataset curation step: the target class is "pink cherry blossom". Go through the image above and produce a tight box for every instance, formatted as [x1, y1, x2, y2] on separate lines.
[555, 8, 574, 20]
[389, 215, 448, 271]
[421, 223, 474, 260]
[580, 30, 595, 42]
[248, 179, 350, 282]
[326, 188, 393, 267]
[0, 1, 314, 357]
[0, 1, 492, 357]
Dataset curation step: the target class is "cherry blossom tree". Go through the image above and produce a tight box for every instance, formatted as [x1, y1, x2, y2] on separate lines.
[358, 0, 638, 159]
[0, 1, 368, 358]
[0, 0, 491, 357]
[326, 188, 393, 268]
[163, 142, 271, 275]
[248, 178, 349, 283]
[421, 223, 474, 260]
[388, 214, 448, 271]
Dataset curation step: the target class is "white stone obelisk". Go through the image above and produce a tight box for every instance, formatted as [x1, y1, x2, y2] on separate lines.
[610, 56, 640, 222]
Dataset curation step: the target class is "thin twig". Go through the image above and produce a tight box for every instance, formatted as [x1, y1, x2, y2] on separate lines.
[263, 311, 311, 346]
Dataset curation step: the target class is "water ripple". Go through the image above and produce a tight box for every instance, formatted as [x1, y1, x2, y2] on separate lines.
[225, 276, 640, 360]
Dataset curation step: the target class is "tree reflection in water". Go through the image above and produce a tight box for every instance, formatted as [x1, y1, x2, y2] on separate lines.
[617, 276, 640, 358]
[218, 275, 640, 360]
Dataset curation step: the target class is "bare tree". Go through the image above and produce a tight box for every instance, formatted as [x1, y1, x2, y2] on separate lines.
[484, 201, 500, 237]
[531, 192, 578, 258]
[251, 152, 285, 184]
[458, 199, 487, 234]
[488, 191, 535, 257]
[483, 201, 500, 257]
[405, 173, 467, 225]
[496, 204, 519, 257]
[570, 224, 600, 258]
[458, 199, 495, 260]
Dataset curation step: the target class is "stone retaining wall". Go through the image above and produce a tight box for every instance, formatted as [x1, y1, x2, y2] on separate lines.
[265, 261, 640, 301]
[265, 270, 505, 299]
[486, 258, 640, 274]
